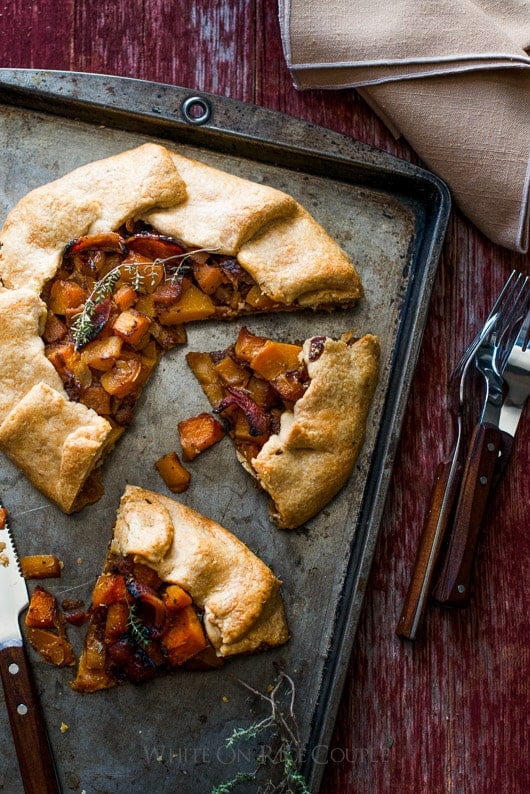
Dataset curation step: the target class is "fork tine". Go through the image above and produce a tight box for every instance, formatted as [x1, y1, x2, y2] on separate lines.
[495, 276, 530, 371]
[452, 270, 523, 381]
[518, 306, 530, 352]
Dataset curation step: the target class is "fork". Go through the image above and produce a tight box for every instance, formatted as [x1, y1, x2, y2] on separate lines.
[498, 307, 530, 441]
[432, 274, 530, 607]
[396, 273, 523, 639]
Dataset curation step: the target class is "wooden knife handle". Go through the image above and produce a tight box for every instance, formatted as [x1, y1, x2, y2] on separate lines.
[396, 457, 461, 639]
[0, 643, 60, 794]
[432, 423, 502, 608]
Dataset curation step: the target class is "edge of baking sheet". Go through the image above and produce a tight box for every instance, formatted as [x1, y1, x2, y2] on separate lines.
[0, 69, 451, 793]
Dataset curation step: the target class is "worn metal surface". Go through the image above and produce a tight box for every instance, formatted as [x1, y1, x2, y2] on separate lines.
[0, 71, 449, 793]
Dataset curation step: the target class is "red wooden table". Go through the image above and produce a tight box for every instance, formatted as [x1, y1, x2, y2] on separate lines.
[1, 2, 529, 792]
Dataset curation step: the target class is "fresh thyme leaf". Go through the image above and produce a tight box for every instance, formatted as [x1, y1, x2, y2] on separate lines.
[71, 265, 122, 349]
[210, 772, 257, 794]
[127, 604, 150, 648]
[211, 672, 310, 794]
[69, 246, 219, 349]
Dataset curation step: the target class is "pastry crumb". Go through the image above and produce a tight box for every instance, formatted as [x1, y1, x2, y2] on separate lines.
[60, 722, 69, 732]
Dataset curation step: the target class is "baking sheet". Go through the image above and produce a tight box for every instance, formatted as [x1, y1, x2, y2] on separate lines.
[0, 70, 450, 794]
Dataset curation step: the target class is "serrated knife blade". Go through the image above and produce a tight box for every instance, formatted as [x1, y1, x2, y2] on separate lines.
[0, 516, 29, 648]
[0, 503, 60, 794]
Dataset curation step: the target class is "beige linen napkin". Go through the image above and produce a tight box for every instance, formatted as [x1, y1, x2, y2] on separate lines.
[278, 0, 530, 252]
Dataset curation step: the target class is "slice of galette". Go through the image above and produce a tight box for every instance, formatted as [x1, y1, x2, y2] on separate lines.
[71, 485, 289, 692]
[0, 143, 364, 513]
[186, 327, 380, 529]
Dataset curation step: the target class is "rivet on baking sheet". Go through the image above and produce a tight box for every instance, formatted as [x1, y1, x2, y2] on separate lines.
[17, 703, 28, 716]
[457, 584, 466, 593]
[8, 663, 19, 675]
[181, 96, 212, 125]
[479, 475, 488, 485]
[487, 442, 495, 452]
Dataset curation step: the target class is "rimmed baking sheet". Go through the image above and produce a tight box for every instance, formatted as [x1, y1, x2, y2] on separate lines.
[0, 70, 450, 793]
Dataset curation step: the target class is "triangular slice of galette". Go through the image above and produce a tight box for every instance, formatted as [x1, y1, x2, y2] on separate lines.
[186, 327, 380, 529]
[71, 485, 289, 692]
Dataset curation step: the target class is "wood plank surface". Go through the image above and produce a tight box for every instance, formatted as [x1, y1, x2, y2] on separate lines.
[0, 1, 529, 792]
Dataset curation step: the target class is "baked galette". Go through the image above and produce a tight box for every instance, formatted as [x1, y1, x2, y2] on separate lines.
[187, 327, 380, 529]
[71, 485, 289, 692]
[0, 142, 367, 513]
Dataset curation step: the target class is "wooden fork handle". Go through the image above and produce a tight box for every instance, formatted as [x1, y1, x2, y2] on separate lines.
[0, 643, 60, 794]
[432, 422, 502, 608]
[396, 457, 461, 639]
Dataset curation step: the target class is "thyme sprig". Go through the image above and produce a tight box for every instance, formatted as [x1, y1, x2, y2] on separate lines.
[70, 248, 217, 349]
[127, 604, 151, 648]
[211, 671, 310, 794]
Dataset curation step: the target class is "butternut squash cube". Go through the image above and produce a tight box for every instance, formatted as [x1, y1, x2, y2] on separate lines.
[48, 279, 88, 315]
[104, 601, 130, 642]
[214, 355, 250, 388]
[158, 283, 215, 325]
[234, 326, 269, 362]
[81, 336, 123, 371]
[244, 284, 277, 310]
[185, 352, 224, 406]
[178, 413, 226, 461]
[79, 384, 112, 415]
[155, 452, 191, 493]
[163, 584, 193, 612]
[20, 555, 62, 580]
[250, 340, 303, 380]
[112, 309, 151, 346]
[114, 284, 137, 311]
[162, 605, 209, 666]
[100, 357, 142, 398]
[91, 573, 129, 607]
[193, 260, 225, 294]
[25, 585, 57, 629]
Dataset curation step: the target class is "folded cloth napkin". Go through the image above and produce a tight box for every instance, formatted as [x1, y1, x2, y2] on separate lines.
[278, 0, 530, 252]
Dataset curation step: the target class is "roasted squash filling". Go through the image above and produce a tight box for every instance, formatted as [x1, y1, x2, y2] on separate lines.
[71, 555, 220, 692]
[186, 326, 312, 467]
[41, 225, 287, 430]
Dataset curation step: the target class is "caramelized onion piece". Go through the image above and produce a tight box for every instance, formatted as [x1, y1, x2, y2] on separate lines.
[214, 386, 268, 436]
[125, 233, 186, 265]
[63, 232, 127, 258]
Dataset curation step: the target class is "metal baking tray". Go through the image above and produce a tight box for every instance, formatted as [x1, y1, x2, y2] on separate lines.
[0, 70, 450, 793]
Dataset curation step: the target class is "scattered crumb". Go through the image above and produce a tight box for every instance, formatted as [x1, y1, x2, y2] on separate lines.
[0, 553, 8, 567]
[222, 695, 229, 703]
[60, 722, 69, 733]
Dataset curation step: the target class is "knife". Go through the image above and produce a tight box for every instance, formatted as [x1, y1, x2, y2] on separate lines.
[432, 286, 530, 607]
[0, 505, 61, 794]
[395, 309, 499, 639]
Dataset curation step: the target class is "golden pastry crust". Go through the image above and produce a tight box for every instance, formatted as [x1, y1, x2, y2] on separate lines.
[0, 382, 113, 514]
[0, 289, 65, 423]
[237, 205, 363, 305]
[145, 151, 299, 254]
[111, 485, 289, 656]
[0, 143, 186, 293]
[251, 334, 380, 528]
